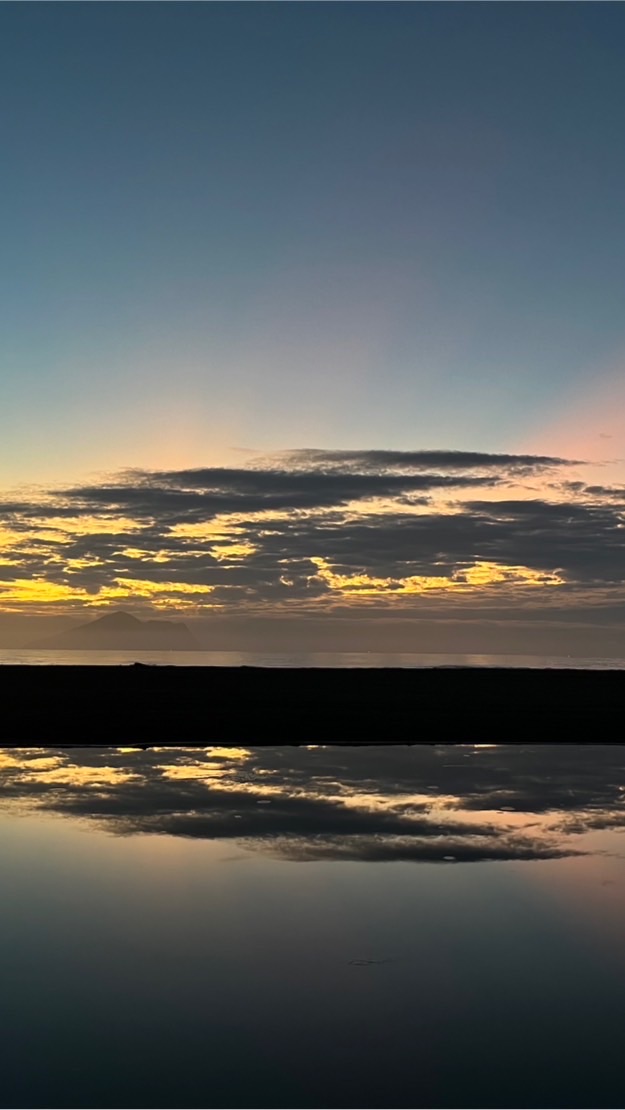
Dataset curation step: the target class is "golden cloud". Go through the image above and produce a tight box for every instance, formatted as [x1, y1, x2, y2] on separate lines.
[311, 558, 564, 597]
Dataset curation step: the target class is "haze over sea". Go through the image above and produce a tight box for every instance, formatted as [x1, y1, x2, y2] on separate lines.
[1, 650, 624, 669]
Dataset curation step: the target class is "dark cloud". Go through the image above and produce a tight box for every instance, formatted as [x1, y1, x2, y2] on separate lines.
[220, 498, 625, 589]
[579, 485, 625, 500]
[2, 450, 624, 612]
[24, 498, 625, 599]
[54, 467, 499, 519]
[272, 449, 577, 472]
[1, 451, 577, 526]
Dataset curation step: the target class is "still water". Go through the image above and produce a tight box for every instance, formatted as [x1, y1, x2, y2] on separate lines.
[3, 744, 625, 1108]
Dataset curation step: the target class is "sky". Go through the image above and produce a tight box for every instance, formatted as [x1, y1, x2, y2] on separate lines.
[2, 3, 625, 651]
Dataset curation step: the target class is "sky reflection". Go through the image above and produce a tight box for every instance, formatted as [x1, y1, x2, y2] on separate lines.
[3, 743, 624, 864]
[4, 744, 625, 1108]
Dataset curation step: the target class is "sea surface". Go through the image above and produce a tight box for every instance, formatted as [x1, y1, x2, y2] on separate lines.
[1, 648, 624, 667]
[3, 743, 625, 1108]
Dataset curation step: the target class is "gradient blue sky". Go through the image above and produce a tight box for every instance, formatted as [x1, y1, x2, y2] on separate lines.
[2, 3, 625, 645]
[3, 3, 625, 483]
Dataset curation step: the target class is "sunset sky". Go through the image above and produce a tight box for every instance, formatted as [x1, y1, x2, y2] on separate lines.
[2, 3, 625, 652]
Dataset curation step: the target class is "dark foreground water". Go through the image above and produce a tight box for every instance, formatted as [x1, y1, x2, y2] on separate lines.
[3, 744, 625, 1109]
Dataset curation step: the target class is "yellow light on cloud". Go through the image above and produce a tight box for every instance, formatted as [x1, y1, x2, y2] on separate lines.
[311, 558, 564, 597]
[117, 548, 173, 563]
[28, 515, 144, 536]
[0, 576, 215, 609]
[210, 542, 257, 561]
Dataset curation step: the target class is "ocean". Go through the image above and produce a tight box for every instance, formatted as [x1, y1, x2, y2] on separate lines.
[0, 648, 624, 667]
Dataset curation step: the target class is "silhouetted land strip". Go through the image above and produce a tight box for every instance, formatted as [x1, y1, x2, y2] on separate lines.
[0, 666, 622, 745]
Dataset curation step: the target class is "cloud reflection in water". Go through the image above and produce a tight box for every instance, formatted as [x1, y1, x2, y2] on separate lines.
[3, 743, 624, 864]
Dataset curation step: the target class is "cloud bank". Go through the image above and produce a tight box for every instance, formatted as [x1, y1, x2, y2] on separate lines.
[0, 448, 623, 616]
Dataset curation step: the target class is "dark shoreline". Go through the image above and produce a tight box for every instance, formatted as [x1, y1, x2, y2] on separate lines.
[0, 665, 623, 746]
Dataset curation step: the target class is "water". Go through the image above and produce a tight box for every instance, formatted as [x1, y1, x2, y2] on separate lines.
[1, 648, 624, 667]
[3, 743, 625, 1108]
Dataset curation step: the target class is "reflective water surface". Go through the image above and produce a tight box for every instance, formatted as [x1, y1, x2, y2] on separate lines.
[3, 744, 625, 1108]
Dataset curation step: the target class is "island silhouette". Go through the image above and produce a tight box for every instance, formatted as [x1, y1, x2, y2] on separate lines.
[27, 610, 200, 651]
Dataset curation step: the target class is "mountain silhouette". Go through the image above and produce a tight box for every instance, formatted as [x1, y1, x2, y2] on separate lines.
[27, 611, 200, 651]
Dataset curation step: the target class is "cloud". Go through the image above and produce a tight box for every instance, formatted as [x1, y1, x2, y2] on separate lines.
[1, 448, 623, 613]
[272, 449, 578, 472]
[577, 485, 625, 501]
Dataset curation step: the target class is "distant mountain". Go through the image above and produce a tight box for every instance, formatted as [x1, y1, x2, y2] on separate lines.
[27, 611, 200, 651]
